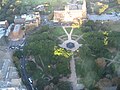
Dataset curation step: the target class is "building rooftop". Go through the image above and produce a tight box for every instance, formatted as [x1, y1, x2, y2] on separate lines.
[0, 87, 26, 90]
[5, 23, 14, 36]
[88, 14, 120, 21]
[0, 60, 4, 70]
[9, 24, 25, 41]
[0, 28, 5, 36]
[0, 20, 8, 28]
[55, 3, 82, 11]
[0, 21, 7, 25]
[68, 4, 82, 10]
[15, 14, 36, 22]
[14, 18, 25, 24]
[0, 34, 4, 38]
[13, 24, 21, 32]
[1, 59, 11, 78]
[26, 14, 36, 21]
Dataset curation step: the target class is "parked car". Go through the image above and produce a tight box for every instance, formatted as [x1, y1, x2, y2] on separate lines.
[9, 46, 15, 49]
[28, 78, 33, 84]
[19, 41, 26, 47]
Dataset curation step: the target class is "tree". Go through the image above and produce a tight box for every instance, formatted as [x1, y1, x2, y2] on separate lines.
[13, 50, 23, 59]
[56, 81, 73, 90]
[83, 32, 110, 57]
[76, 30, 116, 89]
[26, 61, 37, 74]
[108, 31, 120, 49]
[23, 26, 71, 89]
[36, 78, 50, 90]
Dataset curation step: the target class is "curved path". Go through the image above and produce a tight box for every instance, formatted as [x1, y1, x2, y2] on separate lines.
[20, 57, 35, 90]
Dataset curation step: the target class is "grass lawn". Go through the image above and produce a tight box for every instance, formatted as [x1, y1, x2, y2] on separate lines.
[53, 27, 82, 37]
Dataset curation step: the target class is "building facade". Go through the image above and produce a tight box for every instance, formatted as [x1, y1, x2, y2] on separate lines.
[8, 24, 25, 41]
[53, 0, 87, 22]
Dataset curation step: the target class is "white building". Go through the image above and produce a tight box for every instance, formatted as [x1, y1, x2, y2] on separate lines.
[0, 20, 9, 29]
[88, 14, 120, 21]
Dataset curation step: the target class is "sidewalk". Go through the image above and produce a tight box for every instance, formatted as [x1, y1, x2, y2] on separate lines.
[0, 46, 26, 89]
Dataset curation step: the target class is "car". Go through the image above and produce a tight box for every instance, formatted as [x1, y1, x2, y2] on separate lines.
[9, 46, 15, 49]
[21, 65, 24, 68]
[19, 48, 23, 51]
[28, 78, 33, 84]
[15, 46, 19, 50]
[22, 37, 26, 40]
[19, 42, 26, 47]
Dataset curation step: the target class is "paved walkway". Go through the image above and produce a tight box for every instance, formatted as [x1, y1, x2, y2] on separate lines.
[69, 55, 77, 90]
[58, 26, 84, 89]
[59, 27, 82, 51]
[0, 46, 26, 89]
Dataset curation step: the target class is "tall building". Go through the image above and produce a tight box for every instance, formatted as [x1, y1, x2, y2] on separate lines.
[53, 0, 87, 22]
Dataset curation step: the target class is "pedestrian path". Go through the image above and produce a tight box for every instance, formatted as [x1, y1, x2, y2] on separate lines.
[69, 55, 77, 90]
[57, 26, 85, 89]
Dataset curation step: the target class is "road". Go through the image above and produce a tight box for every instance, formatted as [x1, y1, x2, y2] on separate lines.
[16, 14, 46, 90]
[20, 57, 35, 90]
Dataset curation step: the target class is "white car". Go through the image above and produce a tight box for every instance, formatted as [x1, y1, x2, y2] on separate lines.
[28, 78, 33, 84]
[19, 42, 25, 47]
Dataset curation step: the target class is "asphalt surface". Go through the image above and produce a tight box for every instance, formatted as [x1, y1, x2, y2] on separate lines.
[8, 37, 25, 48]
[7, 14, 46, 90]
[20, 57, 34, 90]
